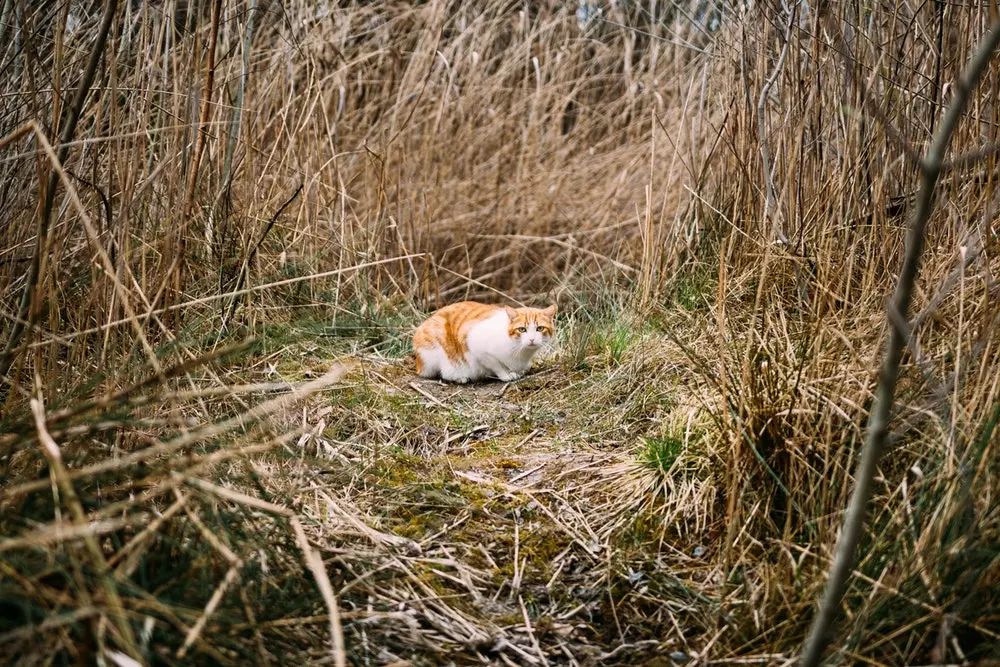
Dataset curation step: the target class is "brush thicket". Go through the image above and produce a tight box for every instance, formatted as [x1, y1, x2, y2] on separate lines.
[1, 1, 998, 664]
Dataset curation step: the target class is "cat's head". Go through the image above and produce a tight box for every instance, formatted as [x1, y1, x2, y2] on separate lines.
[504, 304, 557, 349]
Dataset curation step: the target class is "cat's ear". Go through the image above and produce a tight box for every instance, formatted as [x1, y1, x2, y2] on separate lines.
[504, 306, 518, 320]
[542, 304, 557, 318]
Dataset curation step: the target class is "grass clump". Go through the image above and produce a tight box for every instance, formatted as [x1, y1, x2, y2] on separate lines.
[639, 435, 685, 476]
[594, 322, 639, 366]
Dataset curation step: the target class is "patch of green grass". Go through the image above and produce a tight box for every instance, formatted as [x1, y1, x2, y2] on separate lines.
[250, 302, 420, 363]
[562, 317, 643, 369]
[253, 316, 351, 360]
[673, 265, 716, 311]
[597, 322, 636, 364]
[446, 408, 478, 431]
[639, 435, 684, 475]
[329, 303, 418, 357]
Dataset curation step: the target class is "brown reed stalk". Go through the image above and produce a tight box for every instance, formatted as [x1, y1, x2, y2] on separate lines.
[163, 0, 224, 317]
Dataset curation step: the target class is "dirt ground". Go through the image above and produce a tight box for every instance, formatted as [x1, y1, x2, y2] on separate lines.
[263, 352, 717, 665]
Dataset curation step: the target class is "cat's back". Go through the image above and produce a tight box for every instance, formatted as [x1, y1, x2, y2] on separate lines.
[414, 301, 501, 348]
[425, 301, 498, 326]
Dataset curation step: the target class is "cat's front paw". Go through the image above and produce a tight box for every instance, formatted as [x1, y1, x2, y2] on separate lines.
[497, 371, 522, 382]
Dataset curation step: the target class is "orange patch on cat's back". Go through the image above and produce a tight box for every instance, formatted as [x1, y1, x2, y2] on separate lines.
[413, 301, 501, 362]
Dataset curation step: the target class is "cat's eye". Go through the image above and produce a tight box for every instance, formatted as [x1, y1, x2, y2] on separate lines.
[516, 326, 527, 333]
[537, 326, 548, 334]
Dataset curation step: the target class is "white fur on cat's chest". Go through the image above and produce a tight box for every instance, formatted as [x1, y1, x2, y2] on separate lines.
[465, 310, 519, 357]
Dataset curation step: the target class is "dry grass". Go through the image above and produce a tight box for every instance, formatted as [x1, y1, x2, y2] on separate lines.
[1, 1, 999, 665]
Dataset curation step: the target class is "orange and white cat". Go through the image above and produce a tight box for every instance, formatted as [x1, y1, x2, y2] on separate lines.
[413, 301, 557, 383]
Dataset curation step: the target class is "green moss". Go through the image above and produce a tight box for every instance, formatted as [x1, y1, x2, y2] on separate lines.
[520, 526, 570, 566]
[618, 511, 663, 548]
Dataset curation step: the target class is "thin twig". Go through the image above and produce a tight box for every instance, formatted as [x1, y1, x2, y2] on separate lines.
[409, 381, 448, 407]
[218, 183, 304, 338]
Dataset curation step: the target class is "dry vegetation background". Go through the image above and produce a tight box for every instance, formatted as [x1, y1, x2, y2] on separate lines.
[1, 0, 999, 665]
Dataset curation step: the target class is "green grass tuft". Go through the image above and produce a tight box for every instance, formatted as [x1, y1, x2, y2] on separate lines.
[639, 435, 685, 475]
